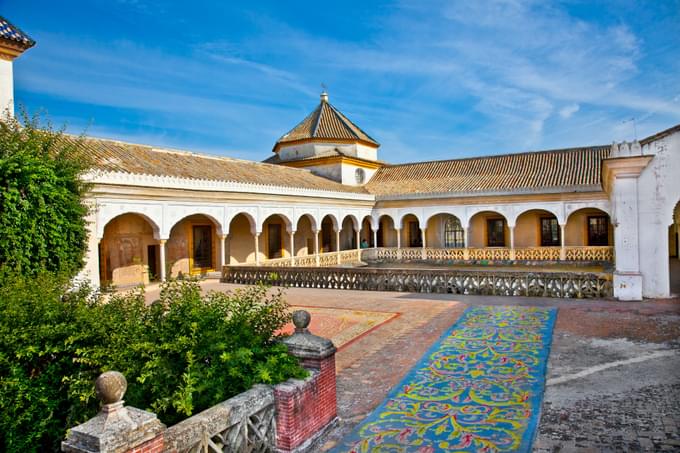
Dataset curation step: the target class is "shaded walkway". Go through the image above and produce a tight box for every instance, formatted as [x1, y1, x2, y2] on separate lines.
[332, 306, 557, 453]
[671, 259, 680, 296]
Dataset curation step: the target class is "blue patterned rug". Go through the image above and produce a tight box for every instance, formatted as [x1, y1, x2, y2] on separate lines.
[333, 305, 557, 452]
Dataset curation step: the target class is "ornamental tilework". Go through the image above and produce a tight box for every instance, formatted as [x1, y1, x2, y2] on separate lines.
[334, 305, 557, 452]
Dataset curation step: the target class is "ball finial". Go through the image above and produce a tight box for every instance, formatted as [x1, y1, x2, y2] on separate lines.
[292, 310, 311, 332]
[95, 371, 127, 405]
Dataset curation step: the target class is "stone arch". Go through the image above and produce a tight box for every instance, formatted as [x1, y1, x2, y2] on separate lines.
[293, 214, 317, 256]
[98, 210, 161, 240]
[167, 213, 221, 276]
[259, 213, 293, 234]
[510, 206, 562, 227]
[360, 215, 375, 247]
[377, 214, 398, 247]
[319, 214, 339, 252]
[339, 215, 359, 250]
[398, 212, 424, 230]
[425, 213, 465, 248]
[168, 212, 223, 237]
[514, 209, 561, 247]
[261, 214, 293, 259]
[227, 211, 257, 235]
[228, 213, 258, 264]
[99, 213, 161, 286]
[565, 207, 612, 246]
[468, 210, 509, 247]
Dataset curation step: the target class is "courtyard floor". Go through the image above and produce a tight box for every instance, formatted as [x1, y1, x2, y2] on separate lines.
[143, 282, 680, 452]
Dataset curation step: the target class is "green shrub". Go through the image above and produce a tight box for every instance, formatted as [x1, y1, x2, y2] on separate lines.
[0, 273, 306, 452]
[0, 112, 91, 277]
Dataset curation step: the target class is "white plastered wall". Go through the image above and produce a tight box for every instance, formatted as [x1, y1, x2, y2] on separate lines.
[0, 59, 14, 117]
[638, 130, 680, 298]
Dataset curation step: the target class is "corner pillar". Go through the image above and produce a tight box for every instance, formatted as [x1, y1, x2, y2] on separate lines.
[277, 311, 337, 453]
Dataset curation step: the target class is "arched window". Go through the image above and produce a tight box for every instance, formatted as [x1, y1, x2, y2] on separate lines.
[444, 217, 465, 248]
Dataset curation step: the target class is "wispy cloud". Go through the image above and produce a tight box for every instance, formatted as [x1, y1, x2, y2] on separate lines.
[11, 0, 680, 161]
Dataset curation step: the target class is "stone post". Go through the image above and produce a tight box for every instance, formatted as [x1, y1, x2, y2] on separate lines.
[275, 310, 338, 453]
[254, 233, 260, 266]
[158, 240, 167, 282]
[313, 230, 320, 266]
[462, 228, 470, 260]
[219, 234, 227, 269]
[373, 229, 378, 249]
[509, 226, 516, 260]
[559, 224, 566, 261]
[421, 227, 427, 259]
[62, 371, 165, 453]
[335, 230, 341, 264]
[290, 231, 296, 266]
[396, 228, 402, 259]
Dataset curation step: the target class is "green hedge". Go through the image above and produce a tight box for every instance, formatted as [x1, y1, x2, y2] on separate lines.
[0, 273, 306, 452]
[0, 113, 91, 277]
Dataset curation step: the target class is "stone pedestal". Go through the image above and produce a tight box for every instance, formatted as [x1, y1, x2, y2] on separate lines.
[62, 371, 165, 453]
[275, 310, 338, 453]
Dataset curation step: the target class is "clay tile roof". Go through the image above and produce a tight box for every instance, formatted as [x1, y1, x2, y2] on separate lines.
[274, 96, 379, 151]
[74, 136, 368, 194]
[0, 16, 35, 50]
[365, 146, 611, 197]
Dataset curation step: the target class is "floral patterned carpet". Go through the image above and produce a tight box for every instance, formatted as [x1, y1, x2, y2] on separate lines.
[333, 305, 557, 452]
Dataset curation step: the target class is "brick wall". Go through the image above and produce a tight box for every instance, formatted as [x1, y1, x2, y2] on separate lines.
[127, 433, 164, 453]
[274, 355, 337, 452]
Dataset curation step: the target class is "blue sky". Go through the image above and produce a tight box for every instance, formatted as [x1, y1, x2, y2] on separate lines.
[5, 0, 680, 163]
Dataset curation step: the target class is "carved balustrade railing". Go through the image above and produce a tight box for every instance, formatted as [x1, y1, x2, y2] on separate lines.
[238, 245, 614, 270]
[425, 247, 466, 260]
[564, 246, 614, 261]
[163, 385, 275, 453]
[222, 266, 612, 299]
[361, 246, 613, 263]
[468, 247, 513, 260]
[514, 246, 562, 261]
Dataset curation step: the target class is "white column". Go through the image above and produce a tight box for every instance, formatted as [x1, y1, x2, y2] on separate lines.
[219, 234, 227, 269]
[159, 240, 167, 281]
[373, 229, 378, 249]
[356, 230, 360, 250]
[396, 228, 401, 249]
[336, 230, 341, 264]
[509, 226, 515, 260]
[560, 224, 566, 260]
[289, 231, 295, 265]
[254, 233, 260, 266]
[613, 175, 643, 300]
[463, 227, 470, 260]
[314, 230, 320, 266]
[421, 227, 427, 259]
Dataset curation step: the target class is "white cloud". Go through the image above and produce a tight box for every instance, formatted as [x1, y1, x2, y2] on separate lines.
[559, 104, 580, 119]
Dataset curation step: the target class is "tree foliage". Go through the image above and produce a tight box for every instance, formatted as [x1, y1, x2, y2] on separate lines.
[0, 274, 305, 452]
[0, 112, 91, 276]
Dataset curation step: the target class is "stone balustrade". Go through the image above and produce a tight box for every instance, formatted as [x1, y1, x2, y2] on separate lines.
[62, 311, 337, 453]
[222, 266, 613, 299]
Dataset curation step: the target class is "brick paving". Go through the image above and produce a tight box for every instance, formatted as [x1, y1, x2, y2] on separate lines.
[143, 281, 680, 452]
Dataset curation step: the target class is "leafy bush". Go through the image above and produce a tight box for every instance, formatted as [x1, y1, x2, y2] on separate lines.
[0, 112, 91, 277]
[0, 273, 306, 452]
